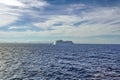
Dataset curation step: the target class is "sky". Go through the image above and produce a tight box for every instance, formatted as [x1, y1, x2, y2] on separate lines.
[0, 0, 120, 44]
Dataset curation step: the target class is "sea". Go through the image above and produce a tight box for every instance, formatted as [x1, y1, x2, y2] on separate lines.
[0, 43, 120, 80]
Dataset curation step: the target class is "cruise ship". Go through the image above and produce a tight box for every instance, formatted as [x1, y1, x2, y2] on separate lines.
[54, 40, 74, 46]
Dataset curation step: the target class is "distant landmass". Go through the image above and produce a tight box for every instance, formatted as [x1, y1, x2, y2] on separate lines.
[54, 40, 74, 46]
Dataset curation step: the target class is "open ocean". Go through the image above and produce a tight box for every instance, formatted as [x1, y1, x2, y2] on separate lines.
[0, 44, 120, 80]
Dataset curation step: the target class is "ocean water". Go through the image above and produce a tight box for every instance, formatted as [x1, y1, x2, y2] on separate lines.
[0, 44, 120, 80]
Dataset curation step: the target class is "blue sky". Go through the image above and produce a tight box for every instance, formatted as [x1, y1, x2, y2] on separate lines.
[0, 0, 120, 44]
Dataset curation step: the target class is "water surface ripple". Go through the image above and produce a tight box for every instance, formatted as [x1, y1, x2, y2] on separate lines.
[0, 44, 120, 80]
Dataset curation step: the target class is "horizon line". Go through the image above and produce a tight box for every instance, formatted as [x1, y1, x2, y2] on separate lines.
[0, 42, 120, 45]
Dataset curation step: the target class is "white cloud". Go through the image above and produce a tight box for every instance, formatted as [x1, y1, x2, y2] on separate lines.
[34, 15, 81, 30]
[8, 26, 29, 29]
[0, 5, 20, 27]
[1, 6, 119, 37]
[33, 7, 120, 38]
[21, 0, 49, 8]
[0, 2, 120, 43]
[66, 4, 87, 14]
[82, 7, 120, 24]
[0, 0, 49, 27]
[0, 14, 18, 27]
[0, 0, 24, 7]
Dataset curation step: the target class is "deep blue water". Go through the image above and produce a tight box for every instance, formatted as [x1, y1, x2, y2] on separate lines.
[0, 44, 120, 80]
